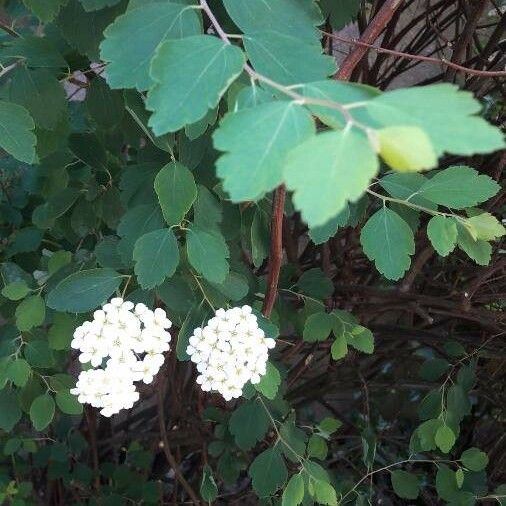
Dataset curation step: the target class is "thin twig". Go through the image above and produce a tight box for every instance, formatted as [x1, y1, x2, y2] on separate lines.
[324, 31, 506, 77]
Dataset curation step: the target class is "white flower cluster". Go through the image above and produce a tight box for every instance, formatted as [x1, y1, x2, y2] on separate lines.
[187, 306, 275, 401]
[70, 298, 171, 417]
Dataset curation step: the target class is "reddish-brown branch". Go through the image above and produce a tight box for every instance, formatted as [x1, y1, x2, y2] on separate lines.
[262, 186, 286, 318]
[324, 31, 506, 77]
[334, 0, 404, 80]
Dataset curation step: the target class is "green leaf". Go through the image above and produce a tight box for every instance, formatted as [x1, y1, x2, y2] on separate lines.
[222, 0, 323, 42]
[16, 295, 45, 332]
[427, 216, 458, 257]
[348, 326, 374, 354]
[282, 474, 304, 506]
[377, 126, 437, 172]
[24, 340, 55, 369]
[186, 225, 229, 284]
[229, 399, 270, 450]
[7, 359, 31, 387]
[436, 464, 458, 502]
[298, 80, 380, 129]
[200, 464, 218, 502]
[193, 185, 222, 231]
[118, 205, 165, 265]
[0, 389, 22, 432]
[307, 434, 328, 460]
[391, 470, 420, 500]
[2, 281, 31, 301]
[435, 424, 456, 454]
[244, 31, 335, 86]
[1, 36, 66, 69]
[465, 212, 505, 241]
[30, 394, 55, 431]
[100, 2, 201, 91]
[55, 390, 83, 415]
[249, 447, 287, 497]
[3, 438, 21, 456]
[455, 468, 464, 488]
[320, 0, 360, 30]
[57, 0, 124, 60]
[80, 0, 121, 10]
[284, 129, 378, 227]
[418, 166, 500, 209]
[154, 162, 197, 226]
[214, 101, 315, 201]
[303, 312, 334, 342]
[308, 206, 350, 245]
[47, 268, 122, 313]
[48, 313, 80, 350]
[147, 35, 245, 134]
[0, 101, 36, 164]
[318, 417, 342, 436]
[366, 84, 505, 157]
[86, 77, 124, 130]
[254, 362, 281, 400]
[419, 358, 450, 381]
[297, 268, 333, 299]
[23, 0, 65, 22]
[9, 67, 66, 131]
[133, 229, 179, 289]
[456, 224, 492, 266]
[360, 207, 415, 280]
[461, 448, 488, 472]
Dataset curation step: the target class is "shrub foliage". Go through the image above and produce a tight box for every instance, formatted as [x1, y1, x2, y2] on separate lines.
[0, 0, 505, 504]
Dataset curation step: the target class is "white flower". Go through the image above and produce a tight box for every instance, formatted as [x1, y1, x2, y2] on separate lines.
[187, 306, 276, 401]
[70, 298, 172, 417]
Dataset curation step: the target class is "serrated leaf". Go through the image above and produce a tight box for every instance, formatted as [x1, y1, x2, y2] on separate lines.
[320, 0, 360, 30]
[318, 417, 342, 435]
[154, 162, 197, 226]
[186, 225, 229, 284]
[47, 268, 122, 313]
[360, 207, 415, 280]
[436, 464, 458, 501]
[9, 67, 66, 131]
[418, 166, 500, 209]
[308, 205, 350, 245]
[297, 268, 333, 299]
[133, 229, 179, 289]
[348, 326, 374, 354]
[30, 394, 55, 431]
[282, 474, 304, 506]
[456, 224, 491, 266]
[147, 35, 245, 134]
[254, 362, 281, 400]
[214, 101, 315, 201]
[100, 2, 201, 90]
[284, 129, 378, 227]
[229, 399, 270, 450]
[24, 340, 55, 369]
[366, 84, 505, 157]
[377, 126, 437, 172]
[391, 470, 420, 500]
[0, 101, 36, 164]
[460, 448, 488, 472]
[244, 31, 335, 86]
[307, 434, 328, 459]
[249, 447, 287, 497]
[465, 212, 505, 241]
[435, 424, 456, 453]
[16, 295, 45, 332]
[193, 185, 222, 231]
[427, 215, 458, 256]
[222, 0, 323, 42]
